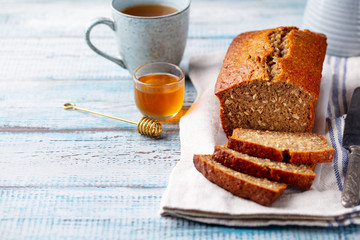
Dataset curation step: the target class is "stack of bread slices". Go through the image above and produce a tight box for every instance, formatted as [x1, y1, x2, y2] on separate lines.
[193, 128, 335, 206]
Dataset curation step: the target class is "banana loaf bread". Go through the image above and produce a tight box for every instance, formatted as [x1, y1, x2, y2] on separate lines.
[193, 154, 287, 206]
[213, 145, 316, 189]
[228, 128, 335, 164]
[215, 26, 327, 137]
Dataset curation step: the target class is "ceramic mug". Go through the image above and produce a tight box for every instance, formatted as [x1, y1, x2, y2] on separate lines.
[303, 0, 360, 57]
[85, 0, 190, 74]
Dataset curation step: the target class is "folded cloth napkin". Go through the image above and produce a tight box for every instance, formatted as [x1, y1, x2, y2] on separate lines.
[160, 51, 360, 227]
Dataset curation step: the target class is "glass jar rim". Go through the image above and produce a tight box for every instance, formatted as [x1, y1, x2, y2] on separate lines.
[133, 62, 185, 87]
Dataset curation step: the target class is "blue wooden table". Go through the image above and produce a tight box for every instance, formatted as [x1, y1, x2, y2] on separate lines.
[1, 0, 359, 238]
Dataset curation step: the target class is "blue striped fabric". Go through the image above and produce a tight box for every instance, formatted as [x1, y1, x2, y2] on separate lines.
[327, 116, 346, 192]
[326, 56, 356, 205]
[306, 55, 360, 226]
[327, 57, 349, 118]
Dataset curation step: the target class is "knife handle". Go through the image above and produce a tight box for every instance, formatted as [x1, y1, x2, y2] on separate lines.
[342, 145, 360, 208]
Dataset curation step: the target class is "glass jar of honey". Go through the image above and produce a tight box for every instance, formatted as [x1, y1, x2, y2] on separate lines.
[133, 62, 185, 120]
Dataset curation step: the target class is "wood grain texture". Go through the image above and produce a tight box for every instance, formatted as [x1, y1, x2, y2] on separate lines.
[1, 0, 360, 238]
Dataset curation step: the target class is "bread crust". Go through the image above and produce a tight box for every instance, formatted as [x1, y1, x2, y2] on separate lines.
[215, 26, 326, 97]
[213, 145, 316, 189]
[193, 154, 287, 206]
[228, 129, 335, 164]
[215, 29, 274, 95]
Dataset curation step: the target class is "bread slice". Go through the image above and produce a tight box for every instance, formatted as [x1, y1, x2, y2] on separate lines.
[193, 154, 287, 206]
[213, 145, 316, 189]
[228, 128, 335, 164]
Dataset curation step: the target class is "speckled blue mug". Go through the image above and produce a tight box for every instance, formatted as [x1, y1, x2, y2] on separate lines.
[85, 0, 190, 74]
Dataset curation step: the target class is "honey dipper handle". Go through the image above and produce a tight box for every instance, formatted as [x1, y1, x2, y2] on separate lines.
[63, 103, 137, 125]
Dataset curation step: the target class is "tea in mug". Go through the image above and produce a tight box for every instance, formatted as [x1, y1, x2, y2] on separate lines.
[122, 4, 178, 17]
[134, 73, 184, 119]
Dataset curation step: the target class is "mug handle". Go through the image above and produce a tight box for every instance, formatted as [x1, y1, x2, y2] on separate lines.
[85, 17, 126, 69]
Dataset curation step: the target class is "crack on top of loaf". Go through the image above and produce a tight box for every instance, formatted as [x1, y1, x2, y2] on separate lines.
[265, 28, 293, 81]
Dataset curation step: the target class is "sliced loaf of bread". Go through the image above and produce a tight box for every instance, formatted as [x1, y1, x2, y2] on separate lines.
[228, 128, 335, 164]
[213, 145, 316, 189]
[193, 154, 287, 206]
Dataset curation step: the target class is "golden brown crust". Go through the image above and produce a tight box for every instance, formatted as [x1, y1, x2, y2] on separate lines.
[287, 149, 335, 164]
[214, 26, 326, 96]
[215, 28, 274, 95]
[277, 29, 327, 96]
[228, 137, 284, 161]
[213, 145, 316, 189]
[228, 128, 335, 164]
[193, 154, 287, 206]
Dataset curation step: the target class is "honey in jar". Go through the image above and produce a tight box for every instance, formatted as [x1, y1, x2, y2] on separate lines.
[134, 72, 184, 119]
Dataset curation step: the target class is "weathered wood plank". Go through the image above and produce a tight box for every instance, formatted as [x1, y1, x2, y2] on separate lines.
[0, 37, 231, 81]
[0, 187, 359, 239]
[0, 188, 358, 240]
[0, 131, 180, 187]
[0, 78, 196, 130]
[0, 0, 306, 82]
[0, 0, 306, 38]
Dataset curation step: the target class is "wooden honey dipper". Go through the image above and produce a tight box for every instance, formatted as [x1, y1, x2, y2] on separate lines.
[63, 103, 162, 137]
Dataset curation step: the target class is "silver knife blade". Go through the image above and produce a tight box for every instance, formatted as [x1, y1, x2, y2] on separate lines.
[342, 87, 360, 208]
[343, 87, 360, 148]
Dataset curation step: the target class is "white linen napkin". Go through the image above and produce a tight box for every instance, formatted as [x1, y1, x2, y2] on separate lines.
[160, 51, 360, 227]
